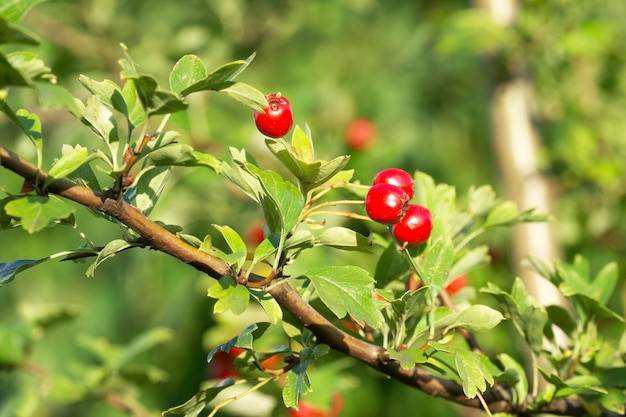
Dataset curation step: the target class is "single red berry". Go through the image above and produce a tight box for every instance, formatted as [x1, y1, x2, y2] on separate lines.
[345, 117, 377, 151]
[373, 168, 414, 200]
[253, 93, 294, 138]
[365, 183, 410, 224]
[392, 204, 432, 246]
[445, 274, 467, 295]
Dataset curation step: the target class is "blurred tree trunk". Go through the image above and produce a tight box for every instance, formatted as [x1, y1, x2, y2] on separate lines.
[473, 1, 566, 328]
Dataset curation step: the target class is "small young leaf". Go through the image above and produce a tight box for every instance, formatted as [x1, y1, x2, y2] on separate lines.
[4, 195, 74, 233]
[291, 125, 314, 163]
[78, 75, 128, 118]
[79, 95, 119, 143]
[420, 236, 455, 292]
[208, 276, 250, 315]
[86, 239, 133, 277]
[306, 265, 383, 329]
[125, 166, 171, 214]
[442, 304, 504, 334]
[455, 350, 494, 398]
[388, 346, 428, 369]
[282, 345, 327, 408]
[213, 225, 247, 273]
[46, 144, 100, 187]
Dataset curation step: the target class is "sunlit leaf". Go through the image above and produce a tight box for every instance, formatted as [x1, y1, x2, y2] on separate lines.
[207, 276, 250, 315]
[4, 195, 74, 233]
[86, 239, 133, 277]
[306, 265, 383, 329]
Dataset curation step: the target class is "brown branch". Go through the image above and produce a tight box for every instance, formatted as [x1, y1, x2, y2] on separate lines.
[0, 145, 613, 416]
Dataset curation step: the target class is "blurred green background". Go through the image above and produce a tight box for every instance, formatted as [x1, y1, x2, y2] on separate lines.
[2, 0, 626, 416]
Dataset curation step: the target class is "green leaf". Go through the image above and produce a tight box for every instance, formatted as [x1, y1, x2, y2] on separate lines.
[249, 166, 304, 235]
[388, 346, 428, 369]
[0, 18, 39, 44]
[420, 236, 455, 292]
[78, 75, 128, 119]
[34, 81, 82, 116]
[146, 144, 197, 166]
[169, 54, 208, 95]
[482, 278, 548, 354]
[219, 81, 268, 112]
[455, 349, 493, 398]
[291, 125, 314, 163]
[4, 195, 74, 233]
[46, 144, 100, 187]
[497, 353, 528, 406]
[126, 166, 171, 214]
[6, 50, 54, 84]
[162, 379, 239, 417]
[282, 345, 328, 408]
[438, 304, 504, 334]
[485, 200, 519, 227]
[121, 79, 146, 127]
[306, 266, 383, 329]
[86, 239, 133, 277]
[249, 289, 283, 324]
[0, 0, 45, 22]
[14, 108, 42, 168]
[374, 241, 410, 288]
[79, 95, 119, 143]
[315, 227, 371, 252]
[213, 225, 247, 273]
[207, 276, 250, 315]
[0, 259, 42, 285]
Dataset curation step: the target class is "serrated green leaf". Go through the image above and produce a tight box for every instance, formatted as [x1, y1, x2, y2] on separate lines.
[208, 276, 250, 315]
[46, 144, 100, 187]
[455, 350, 494, 398]
[315, 227, 371, 252]
[282, 346, 324, 408]
[388, 346, 428, 369]
[6, 50, 54, 84]
[4, 195, 74, 233]
[169, 54, 208, 95]
[306, 265, 383, 329]
[482, 278, 548, 354]
[248, 166, 304, 235]
[420, 237, 454, 292]
[86, 239, 133, 277]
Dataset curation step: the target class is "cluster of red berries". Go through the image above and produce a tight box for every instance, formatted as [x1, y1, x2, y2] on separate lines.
[365, 168, 433, 246]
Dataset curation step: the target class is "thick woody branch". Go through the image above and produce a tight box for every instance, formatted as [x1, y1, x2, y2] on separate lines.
[0, 145, 611, 416]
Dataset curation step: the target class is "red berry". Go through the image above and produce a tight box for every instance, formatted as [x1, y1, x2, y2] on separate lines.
[365, 183, 410, 224]
[445, 274, 467, 295]
[373, 168, 414, 200]
[392, 204, 432, 246]
[253, 93, 294, 138]
[345, 117, 377, 151]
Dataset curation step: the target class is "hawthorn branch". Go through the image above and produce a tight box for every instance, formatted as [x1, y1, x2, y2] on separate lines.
[0, 145, 615, 417]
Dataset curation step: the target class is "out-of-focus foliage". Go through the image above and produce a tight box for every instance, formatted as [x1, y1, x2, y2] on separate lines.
[1, 0, 626, 416]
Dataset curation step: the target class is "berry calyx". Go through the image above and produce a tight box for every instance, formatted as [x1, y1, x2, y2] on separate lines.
[392, 204, 432, 246]
[345, 117, 377, 151]
[365, 183, 410, 224]
[253, 93, 294, 138]
[373, 168, 415, 200]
